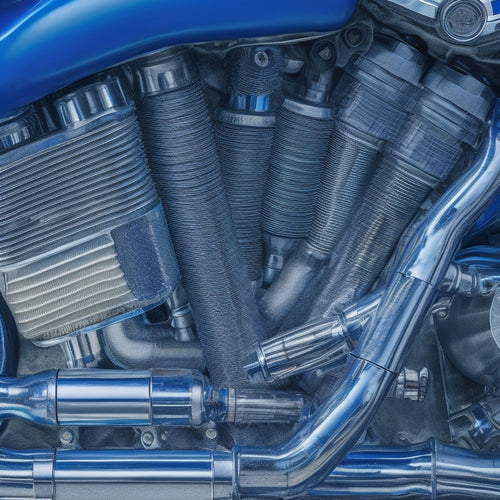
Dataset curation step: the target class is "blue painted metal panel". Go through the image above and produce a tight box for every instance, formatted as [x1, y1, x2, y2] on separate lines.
[0, 0, 357, 116]
[492, 0, 500, 15]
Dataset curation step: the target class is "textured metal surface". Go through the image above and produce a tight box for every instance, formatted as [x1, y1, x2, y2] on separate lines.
[0, 115, 155, 265]
[0, 102, 180, 341]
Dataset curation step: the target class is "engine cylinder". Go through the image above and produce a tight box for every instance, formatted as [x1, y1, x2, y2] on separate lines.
[0, 76, 180, 342]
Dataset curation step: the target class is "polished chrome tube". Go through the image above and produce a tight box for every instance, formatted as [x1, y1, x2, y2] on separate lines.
[246, 289, 381, 383]
[0, 448, 233, 500]
[4, 440, 500, 499]
[235, 103, 500, 497]
[304, 440, 500, 499]
[0, 368, 307, 426]
[248, 250, 500, 383]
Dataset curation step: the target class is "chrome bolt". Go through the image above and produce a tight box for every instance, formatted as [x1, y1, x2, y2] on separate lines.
[254, 49, 270, 68]
[141, 431, 155, 448]
[205, 428, 217, 440]
[59, 428, 75, 445]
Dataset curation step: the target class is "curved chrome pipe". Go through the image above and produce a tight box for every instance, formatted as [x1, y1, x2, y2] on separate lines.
[235, 103, 500, 497]
[248, 250, 500, 383]
[304, 439, 500, 499]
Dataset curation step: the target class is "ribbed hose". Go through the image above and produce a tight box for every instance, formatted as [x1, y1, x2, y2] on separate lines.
[216, 47, 281, 282]
[308, 123, 382, 254]
[261, 126, 381, 327]
[135, 60, 266, 388]
[262, 104, 333, 240]
[306, 39, 427, 255]
[310, 119, 470, 319]
[217, 122, 274, 281]
[261, 40, 427, 325]
[308, 61, 496, 321]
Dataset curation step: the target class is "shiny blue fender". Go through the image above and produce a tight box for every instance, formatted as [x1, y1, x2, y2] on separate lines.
[0, 0, 357, 116]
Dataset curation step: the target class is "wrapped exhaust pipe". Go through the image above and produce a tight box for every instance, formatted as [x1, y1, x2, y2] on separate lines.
[310, 60, 495, 318]
[134, 49, 267, 388]
[234, 100, 500, 497]
[261, 47, 335, 287]
[216, 46, 283, 285]
[260, 37, 427, 327]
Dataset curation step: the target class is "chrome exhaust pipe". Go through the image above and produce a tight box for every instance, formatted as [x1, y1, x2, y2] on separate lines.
[3, 439, 500, 499]
[247, 251, 500, 383]
[235, 101, 500, 497]
[0, 368, 308, 427]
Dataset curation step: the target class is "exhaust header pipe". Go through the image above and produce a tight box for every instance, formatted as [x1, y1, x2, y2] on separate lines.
[235, 101, 500, 497]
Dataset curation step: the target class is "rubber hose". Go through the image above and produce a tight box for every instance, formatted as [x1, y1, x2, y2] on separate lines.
[310, 118, 472, 319]
[135, 55, 267, 388]
[217, 121, 274, 281]
[262, 104, 333, 240]
[216, 47, 281, 282]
